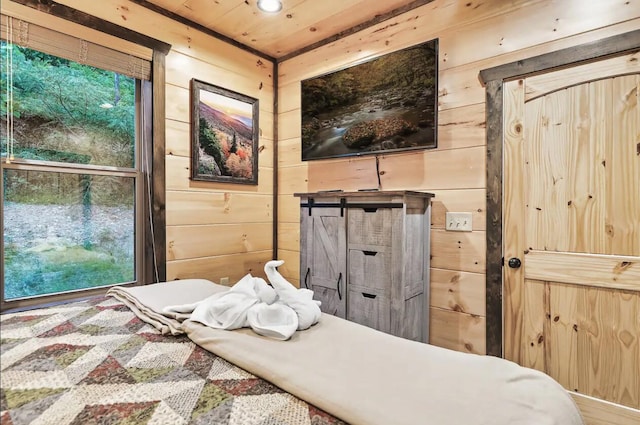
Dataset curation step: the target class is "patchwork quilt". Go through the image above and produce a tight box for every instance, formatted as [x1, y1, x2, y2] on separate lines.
[0, 296, 345, 425]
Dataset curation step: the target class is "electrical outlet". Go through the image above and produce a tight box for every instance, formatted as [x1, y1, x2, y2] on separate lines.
[220, 277, 230, 285]
[445, 212, 472, 232]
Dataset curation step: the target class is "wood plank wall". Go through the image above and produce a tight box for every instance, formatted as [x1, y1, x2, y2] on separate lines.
[2, 0, 277, 283]
[277, 0, 640, 354]
[6, 0, 638, 355]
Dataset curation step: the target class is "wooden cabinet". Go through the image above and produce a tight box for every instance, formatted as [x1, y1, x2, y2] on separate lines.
[294, 191, 433, 343]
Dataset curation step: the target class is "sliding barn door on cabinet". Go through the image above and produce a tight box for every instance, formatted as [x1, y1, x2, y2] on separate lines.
[300, 205, 347, 318]
[296, 191, 433, 343]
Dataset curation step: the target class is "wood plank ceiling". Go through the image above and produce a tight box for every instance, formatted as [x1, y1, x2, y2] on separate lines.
[132, 0, 434, 61]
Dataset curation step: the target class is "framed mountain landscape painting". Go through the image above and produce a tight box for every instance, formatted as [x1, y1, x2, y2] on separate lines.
[190, 79, 259, 184]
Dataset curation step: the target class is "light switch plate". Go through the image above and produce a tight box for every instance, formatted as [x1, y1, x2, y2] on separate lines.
[445, 212, 473, 232]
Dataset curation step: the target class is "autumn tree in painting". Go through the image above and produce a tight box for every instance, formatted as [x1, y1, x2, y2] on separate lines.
[198, 116, 254, 179]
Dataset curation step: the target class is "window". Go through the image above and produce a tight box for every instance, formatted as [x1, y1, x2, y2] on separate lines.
[1, 15, 156, 309]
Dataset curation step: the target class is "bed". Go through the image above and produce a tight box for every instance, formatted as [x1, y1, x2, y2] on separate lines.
[0, 295, 345, 425]
[1, 274, 586, 425]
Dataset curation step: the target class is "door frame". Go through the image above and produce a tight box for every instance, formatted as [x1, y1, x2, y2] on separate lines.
[479, 29, 640, 358]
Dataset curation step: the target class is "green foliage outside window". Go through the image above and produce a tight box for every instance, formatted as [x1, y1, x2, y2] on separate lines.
[1, 43, 138, 300]
[1, 42, 136, 168]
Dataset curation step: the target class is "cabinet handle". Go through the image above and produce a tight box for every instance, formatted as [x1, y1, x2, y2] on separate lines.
[337, 272, 343, 300]
[362, 293, 377, 299]
[363, 207, 378, 213]
[304, 267, 310, 289]
[363, 250, 377, 256]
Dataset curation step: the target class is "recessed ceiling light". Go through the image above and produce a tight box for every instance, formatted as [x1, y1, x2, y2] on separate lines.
[257, 0, 282, 13]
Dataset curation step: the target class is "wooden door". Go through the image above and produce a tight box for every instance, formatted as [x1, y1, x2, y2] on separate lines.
[300, 206, 347, 317]
[503, 52, 640, 414]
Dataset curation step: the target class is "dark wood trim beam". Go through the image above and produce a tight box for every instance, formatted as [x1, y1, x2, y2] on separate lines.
[11, 0, 171, 55]
[272, 61, 279, 260]
[141, 79, 154, 284]
[479, 29, 640, 85]
[277, 0, 436, 63]
[152, 50, 167, 283]
[484, 79, 503, 358]
[128, 0, 275, 63]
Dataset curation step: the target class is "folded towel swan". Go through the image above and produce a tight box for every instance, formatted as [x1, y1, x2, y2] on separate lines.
[264, 259, 322, 330]
[162, 260, 321, 340]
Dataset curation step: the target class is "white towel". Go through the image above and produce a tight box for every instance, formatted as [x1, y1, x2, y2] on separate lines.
[163, 262, 321, 340]
[247, 303, 299, 340]
[188, 274, 276, 330]
[264, 260, 322, 330]
[108, 279, 229, 335]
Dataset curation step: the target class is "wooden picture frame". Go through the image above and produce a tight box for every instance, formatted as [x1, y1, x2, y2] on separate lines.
[190, 79, 259, 185]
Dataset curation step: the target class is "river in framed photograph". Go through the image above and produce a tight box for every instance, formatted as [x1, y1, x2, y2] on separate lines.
[301, 38, 438, 161]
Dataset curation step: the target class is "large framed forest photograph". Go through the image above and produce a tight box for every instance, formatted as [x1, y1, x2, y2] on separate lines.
[301, 38, 438, 161]
[190, 79, 259, 185]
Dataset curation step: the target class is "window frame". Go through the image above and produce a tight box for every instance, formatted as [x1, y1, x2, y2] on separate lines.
[0, 65, 145, 310]
[0, 8, 168, 313]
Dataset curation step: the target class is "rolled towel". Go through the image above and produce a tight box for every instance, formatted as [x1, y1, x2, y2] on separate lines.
[264, 260, 322, 330]
[254, 278, 278, 305]
[162, 294, 222, 322]
[247, 302, 299, 340]
[190, 274, 263, 330]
